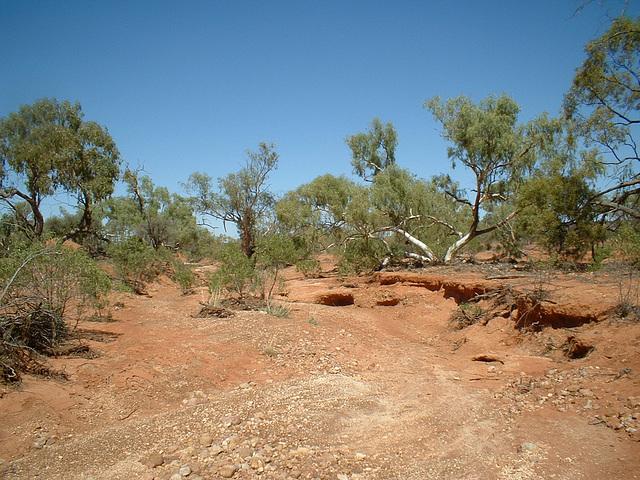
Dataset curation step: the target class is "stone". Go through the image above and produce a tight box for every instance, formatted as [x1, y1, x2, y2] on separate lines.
[221, 415, 242, 427]
[210, 445, 224, 456]
[237, 446, 253, 458]
[179, 466, 192, 476]
[517, 442, 538, 453]
[219, 464, 237, 478]
[199, 433, 214, 447]
[141, 453, 164, 468]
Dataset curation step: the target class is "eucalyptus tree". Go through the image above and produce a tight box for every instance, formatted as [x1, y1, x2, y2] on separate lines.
[563, 14, 640, 223]
[425, 94, 554, 262]
[345, 118, 398, 181]
[0, 98, 120, 240]
[105, 167, 198, 251]
[186, 142, 278, 258]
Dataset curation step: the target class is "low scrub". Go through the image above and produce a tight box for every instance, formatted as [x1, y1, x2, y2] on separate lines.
[108, 238, 167, 294]
[0, 241, 111, 383]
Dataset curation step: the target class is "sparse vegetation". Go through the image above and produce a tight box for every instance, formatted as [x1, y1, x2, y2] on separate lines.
[449, 302, 485, 330]
[108, 237, 166, 295]
[0, 241, 111, 382]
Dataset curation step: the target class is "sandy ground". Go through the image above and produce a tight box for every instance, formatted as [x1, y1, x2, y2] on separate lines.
[1, 258, 639, 479]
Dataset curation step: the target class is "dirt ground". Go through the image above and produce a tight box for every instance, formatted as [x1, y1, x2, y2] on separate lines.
[1, 257, 639, 480]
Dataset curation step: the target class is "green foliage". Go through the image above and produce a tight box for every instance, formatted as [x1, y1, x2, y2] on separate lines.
[0, 98, 120, 239]
[518, 170, 605, 259]
[0, 202, 34, 253]
[296, 259, 321, 277]
[0, 241, 111, 382]
[1, 241, 111, 320]
[207, 241, 256, 298]
[612, 223, 640, 266]
[255, 233, 301, 300]
[346, 118, 398, 181]
[339, 237, 394, 275]
[186, 142, 279, 258]
[449, 302, 485, 330]
[276, 174, 359, 252]
[263, 302, 291, 318]
[425, 95, 560, 262]
[106, 168, 202, 253]
[564, 15, 640, 221]
[171, 257, 196, 293]
[108, 237, 165, 294]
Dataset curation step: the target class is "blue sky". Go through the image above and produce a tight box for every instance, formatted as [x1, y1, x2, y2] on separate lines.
[1, 0, 637, 204]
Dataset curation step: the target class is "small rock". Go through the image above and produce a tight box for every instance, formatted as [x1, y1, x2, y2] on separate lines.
[517, 442, 538, 453]
[33, 437, 47, 449]
[237, 446, 253, 458]
[209, 445, 224, 456]
[179, 466, 192, 476]
[141, 453, 164, 468]
[564, 336, 594, 359]
[221, 415, 242, 427]
[249, 456, 265, 471]
[219, 464, 237, 478]
[199, 433, 214, 447]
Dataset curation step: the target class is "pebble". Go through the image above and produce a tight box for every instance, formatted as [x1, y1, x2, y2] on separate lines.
[199, 433, 214, 447]
[219, 464, 237, 478]
[140, 453, 164, 468]
[221, 415, 242, 427]
[517, 442, 538, 453]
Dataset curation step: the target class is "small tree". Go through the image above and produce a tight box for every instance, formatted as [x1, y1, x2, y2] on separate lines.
[108, 237, 164, 295]
[255, 233, 302, 300]
[206, 241, 256, 299]
[186, 142, 278, 258]
[0, 241, 111, 382]
[104, 168, 201, 252]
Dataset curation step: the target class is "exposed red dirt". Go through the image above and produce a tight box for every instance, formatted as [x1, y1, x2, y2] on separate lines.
[1, 258, 639, 479]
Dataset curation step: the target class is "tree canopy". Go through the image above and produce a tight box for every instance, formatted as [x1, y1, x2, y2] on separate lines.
[564, 15, 640, 222]
[186, 142, 279, 258]
[0, 98, 120, 239]
[346, 118, 398, 181]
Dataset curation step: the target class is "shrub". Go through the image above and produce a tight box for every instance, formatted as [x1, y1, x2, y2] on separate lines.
[207, 242, 256, 298]
[108, 237, 165, 294]
[449, 302, 485, 330]
[0, 241, 111, 382]
[171, 257, 196, 293]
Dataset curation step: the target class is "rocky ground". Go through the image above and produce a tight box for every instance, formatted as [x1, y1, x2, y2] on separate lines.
[0, 258, 639, 479]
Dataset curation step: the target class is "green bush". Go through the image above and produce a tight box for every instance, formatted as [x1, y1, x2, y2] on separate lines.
[0, 241, 111, 382]
[171, 257, 196, 293]
[207, 242, 256, 298]
[108, 237, 165, 294]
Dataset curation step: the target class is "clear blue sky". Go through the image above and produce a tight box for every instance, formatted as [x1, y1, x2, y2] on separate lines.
[1, 0, 637, 202]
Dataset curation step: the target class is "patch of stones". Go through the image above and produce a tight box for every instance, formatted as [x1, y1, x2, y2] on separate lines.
[135, 378, 380, 480]
[495, 366, 640, 440]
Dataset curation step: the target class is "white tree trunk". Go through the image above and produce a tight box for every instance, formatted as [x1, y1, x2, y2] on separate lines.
[444, 232, 472, 263]
[386, 227, 438, 263]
